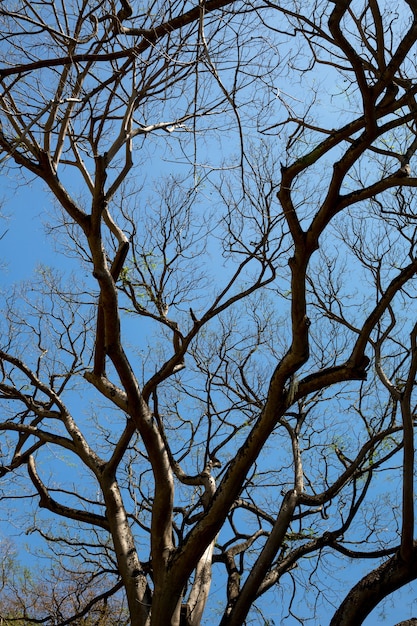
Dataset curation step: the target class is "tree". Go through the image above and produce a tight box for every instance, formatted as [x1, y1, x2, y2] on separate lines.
[2, 0, 417, 624]
[0, 540, 129, 626]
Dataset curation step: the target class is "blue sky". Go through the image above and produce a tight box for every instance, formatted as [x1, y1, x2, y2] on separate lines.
[1, 177, 57, 282]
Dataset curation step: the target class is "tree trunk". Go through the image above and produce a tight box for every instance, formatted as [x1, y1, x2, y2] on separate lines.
[101, 474, 151, 626]
[186, 539, 216, 626]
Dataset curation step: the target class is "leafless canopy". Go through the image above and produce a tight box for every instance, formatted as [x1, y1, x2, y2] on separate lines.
[2, 1, 417, 624]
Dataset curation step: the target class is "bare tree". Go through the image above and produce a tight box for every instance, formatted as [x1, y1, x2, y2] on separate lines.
[0, 539, 129, 626]
[2, 1, 417, 624]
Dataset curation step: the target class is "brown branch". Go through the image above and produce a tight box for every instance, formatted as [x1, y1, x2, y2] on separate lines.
[59, 580, 124, 626]
[330, 546, 417, 626]
[328, 1, 374, 125]
[222, 489, 299, 626]
[298, 425, 402, 508]
[399, 324, 417, 563]
[0, 0, 237, 79]
[28, 456, 110, 531]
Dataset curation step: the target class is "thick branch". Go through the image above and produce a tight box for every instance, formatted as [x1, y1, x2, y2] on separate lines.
[399, 324, 417, 562]
[28, 456, 110, 531]
[330, 546, 417, 626]
[221, 489, 298, 626]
